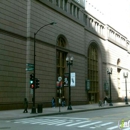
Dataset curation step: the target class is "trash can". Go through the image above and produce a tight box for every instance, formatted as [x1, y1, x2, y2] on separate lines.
[37, 104, 43, 113]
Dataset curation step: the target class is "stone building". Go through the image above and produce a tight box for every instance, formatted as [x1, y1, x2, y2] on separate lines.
[0, 0, 130, 110]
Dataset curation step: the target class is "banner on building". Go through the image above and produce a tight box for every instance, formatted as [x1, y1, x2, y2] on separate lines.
[70, 72, 76, 87]
[64, 72, 76, 87]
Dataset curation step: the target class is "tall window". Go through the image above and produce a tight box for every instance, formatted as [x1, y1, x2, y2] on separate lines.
[88, 43, 99, 103]
[56, 36, 67, 99]
[56, 51, 66, 78]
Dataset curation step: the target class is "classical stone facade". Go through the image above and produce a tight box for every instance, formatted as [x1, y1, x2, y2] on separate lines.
[0, 0, 130, 110]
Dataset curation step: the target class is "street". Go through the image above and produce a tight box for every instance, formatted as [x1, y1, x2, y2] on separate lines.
[1, 107, 130, 130]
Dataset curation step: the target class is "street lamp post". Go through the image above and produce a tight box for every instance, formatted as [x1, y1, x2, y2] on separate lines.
[123, 72, 128, 105]
[107, 68, 113, 106]
[66, 56, 73, 110]
[32, 22, 56, 113]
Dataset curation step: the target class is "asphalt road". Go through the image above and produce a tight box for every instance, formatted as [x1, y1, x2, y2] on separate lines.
[1, 107, 130, 130]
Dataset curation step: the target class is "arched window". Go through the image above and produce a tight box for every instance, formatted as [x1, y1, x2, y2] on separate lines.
[57, 37, 66, 47]
[88, 43, 99, 103]
[56, 36, 67, 100]
[56, 36, 67, 78]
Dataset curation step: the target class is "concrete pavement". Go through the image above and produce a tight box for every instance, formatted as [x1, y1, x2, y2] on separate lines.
[0, 102, 129, 120]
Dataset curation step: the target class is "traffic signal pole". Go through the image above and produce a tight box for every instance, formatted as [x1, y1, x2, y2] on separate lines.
[31, 33, 36, 113]
[32, 22, 56, 114]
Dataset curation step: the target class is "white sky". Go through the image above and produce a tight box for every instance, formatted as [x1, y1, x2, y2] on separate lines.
[85, 0, 130, 38]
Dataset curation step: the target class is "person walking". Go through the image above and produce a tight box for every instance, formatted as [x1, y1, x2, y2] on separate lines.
[23, 98, 28, 113]
[51, 97, 55, 108]
[62, 96, 66, 107]
[104, 96, 108, 105]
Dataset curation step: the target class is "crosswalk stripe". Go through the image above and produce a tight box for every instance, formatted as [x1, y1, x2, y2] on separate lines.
[15, 119, 60, 124]
[100, 122, 113, 126]
[56, 121, 73, 126]
[66, 121, 90, 127]
[42, 116, 89, 120]
[30, 119, 61, 125]
[14, 119, 51, 124]
[19, 121, 30, 124]
[33, 119, 65, 125]
[11, 117, 118, 130]
[107, 126, 118, 129]
[123, 128, 130, 130]
[90, 122, 114, 129]
[78, 121, 102, 128]
[45, 120, 66, 125]
[31, 121, 44, 124]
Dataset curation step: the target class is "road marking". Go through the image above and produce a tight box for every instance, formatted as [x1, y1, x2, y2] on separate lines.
[123, 128, 130, 130]
[42, 116, 89, 120]
[66, 120, 90, 126]
[9, 117, 119, 130]
[107, 126, 118, 129]
[56, 121, 73, 126]
[100, 122, 113, 126]
[14, 119, 50, 124]
[32, 119, 65, 125]
[46, 120, 66, 125]
[78, 121, 102, 128]
[90, 122, 114, 129]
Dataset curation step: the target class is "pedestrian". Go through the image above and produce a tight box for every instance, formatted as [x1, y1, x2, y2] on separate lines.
[51, 97, 55, 108]
[104, 96, 108, 105]
[23, 98, 28, 113]
[61, 96, 66, 107]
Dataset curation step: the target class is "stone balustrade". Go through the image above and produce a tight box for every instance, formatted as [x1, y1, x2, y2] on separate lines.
[44, 0, 130, 50]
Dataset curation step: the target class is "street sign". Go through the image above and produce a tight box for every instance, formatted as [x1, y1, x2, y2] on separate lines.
[26, 68, 34, 71]
[26, 63, 34, 71]
[26, 63, 34, 67]
[58, 76, 62, 82]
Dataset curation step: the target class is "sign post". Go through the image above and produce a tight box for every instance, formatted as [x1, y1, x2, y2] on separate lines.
[57, 76, 62, 112]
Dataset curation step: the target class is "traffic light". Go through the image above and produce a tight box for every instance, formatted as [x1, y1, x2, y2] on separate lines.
[35, 78, 40, 88]
[30, 73, 34, 89]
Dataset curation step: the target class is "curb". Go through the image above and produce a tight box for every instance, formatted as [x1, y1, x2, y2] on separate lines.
[1, 104, 129, 120]
[26, 104, 130, 118]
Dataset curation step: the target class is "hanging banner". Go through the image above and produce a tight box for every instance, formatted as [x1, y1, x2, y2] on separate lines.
[70, 72, 76, 87]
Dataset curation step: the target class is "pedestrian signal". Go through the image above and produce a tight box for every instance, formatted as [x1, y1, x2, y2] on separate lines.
[30, 73, 34, 89]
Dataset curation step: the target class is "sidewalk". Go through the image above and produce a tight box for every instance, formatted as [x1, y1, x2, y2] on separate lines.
[0, 102, 129, 120]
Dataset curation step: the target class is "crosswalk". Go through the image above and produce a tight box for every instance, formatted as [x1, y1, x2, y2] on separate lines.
[7, 116, 130, 130]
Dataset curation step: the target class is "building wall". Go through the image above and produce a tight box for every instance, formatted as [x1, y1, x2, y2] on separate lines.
[0, 0, 130, 109]
[0, 0, 27, 109]
[30, 0, 87, 105]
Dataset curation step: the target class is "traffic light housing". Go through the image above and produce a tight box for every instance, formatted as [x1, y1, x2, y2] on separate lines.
[35, 78, 40, 88]
[30, 73, 34, 89]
